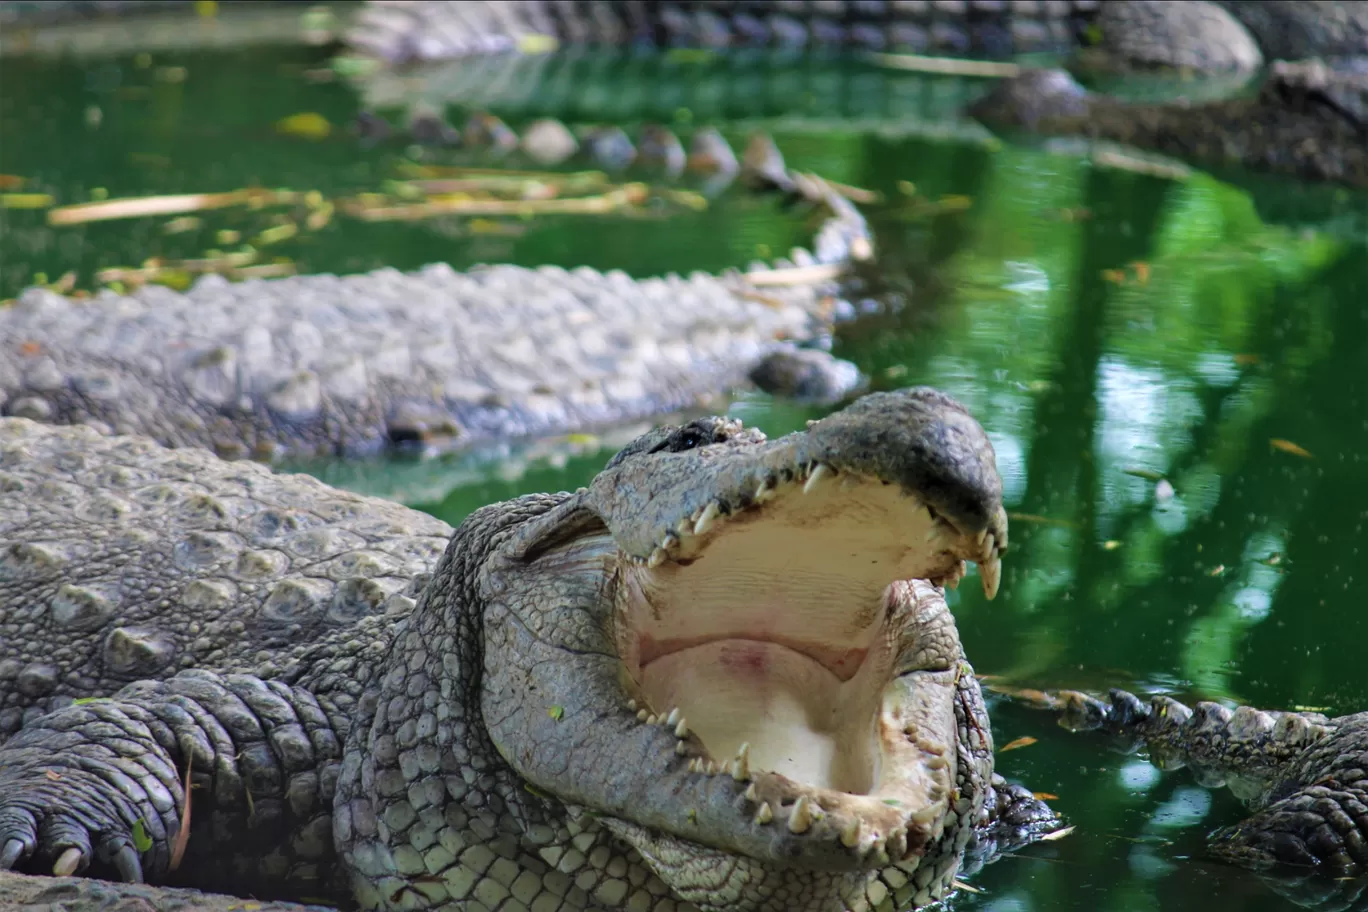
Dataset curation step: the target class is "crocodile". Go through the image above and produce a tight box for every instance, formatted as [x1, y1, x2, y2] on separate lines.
[970, 59, 1368, 189]
[0, 388, 1063, 912]
[998, 686, 1368, 908]
[0, 135, 872, 461]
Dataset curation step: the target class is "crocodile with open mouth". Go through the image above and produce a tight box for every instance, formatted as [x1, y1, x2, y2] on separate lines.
[0, 388, 1057, 912]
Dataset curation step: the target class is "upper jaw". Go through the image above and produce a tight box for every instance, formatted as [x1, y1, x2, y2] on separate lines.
[585, 387, 1007, 601]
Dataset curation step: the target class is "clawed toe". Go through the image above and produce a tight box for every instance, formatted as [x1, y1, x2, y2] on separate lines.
[104, 842, 145, 883]
[0, 838, 26, 870]
[52, 846, 84, 877]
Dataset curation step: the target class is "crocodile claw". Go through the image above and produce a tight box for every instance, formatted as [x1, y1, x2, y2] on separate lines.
[106, 843, 144, 883]
[0, 838, 25, 870]
[52, 846, 83, 876]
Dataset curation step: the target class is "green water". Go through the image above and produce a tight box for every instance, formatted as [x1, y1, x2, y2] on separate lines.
[3, 36, 1368, 912]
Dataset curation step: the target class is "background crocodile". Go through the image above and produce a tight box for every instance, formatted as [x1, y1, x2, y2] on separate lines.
[0, 137, 871, 460]
[0, 389, 1060, 912]
[971, 59, 1368, 189]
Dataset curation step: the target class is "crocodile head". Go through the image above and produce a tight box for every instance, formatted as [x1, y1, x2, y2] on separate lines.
[480, 388, 1007, 907]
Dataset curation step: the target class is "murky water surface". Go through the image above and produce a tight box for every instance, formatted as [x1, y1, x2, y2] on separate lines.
[3, 31, 1367, 912]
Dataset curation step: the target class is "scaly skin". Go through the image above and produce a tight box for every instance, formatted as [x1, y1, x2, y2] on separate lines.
[0, 389, 1060, 911]
[971, 60, 1368, 189]
[0, 416, 452, 740]
[1024, 688, 1368, 877]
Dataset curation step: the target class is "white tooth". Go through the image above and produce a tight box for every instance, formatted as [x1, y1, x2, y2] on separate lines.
[803, 463, 833, 494]
[675, 517, 691, 537]
[674, 718, 690, 738]
[788, 796, 813, 833]
[693, 501, 720, 536]
[910, 804, 943, 825]
[661, 533, 678, 551]
[975, 528, 988, 547]
[675, 741, 689, 755]
[626, 699, 637, 711]
[689, 758, 702, 773]
[666, 708, 680, 727]
[636, 709, 649, 722]
[744, 783, 759, 802]
[646, 714, 659, 725]
[888, 827, 908, 859]
[980, 555, 1001, 601]
[730, 743, 751, 781]
[647, 548, 666, 569]
[755, 479, 774, 502]
[925, 524, 941, 543]
[840, 818, 862, 848]
[755, 802, 774, 825]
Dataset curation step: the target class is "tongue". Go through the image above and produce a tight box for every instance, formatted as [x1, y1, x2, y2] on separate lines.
[638, 639, 875, 793]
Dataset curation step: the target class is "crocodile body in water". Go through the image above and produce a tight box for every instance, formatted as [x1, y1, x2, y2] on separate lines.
[971, 59, 1368, 189]
[0, 389, 1062, 911]
[0, 138, 871, 461]
[1004, 686, 1368, 908]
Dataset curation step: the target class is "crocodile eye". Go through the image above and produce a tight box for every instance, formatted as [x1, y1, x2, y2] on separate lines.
[676, 430, 705, 450]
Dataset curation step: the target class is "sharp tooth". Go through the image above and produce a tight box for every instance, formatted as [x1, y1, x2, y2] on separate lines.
[925, 754, 949, 770]
[647, 548, 666, 569]
[730, 743, 751, 781]
[675, 741, 689, 755]
[910, 804, 942, 825]
[661, 533, 679, 551]
[693, 501, 720, 536]
[755, 479, 774, 502]
[925, 524, 941, 543]
[674, 718, 690, 738]
[688, 758, 702, 773]
[666, 708, 680, 727]
[803, 463, 833, 493]
[755, 802, 774, 825]
[840, 818, 862, 848]
[636, 709, 649, 722]
[744, 783, 759, 802]
[980, 554, 1001, 600]
[675, 517, 691, 537]
[626, 699, 637, 711]
[788, 796, 813, 834]
[975, 528, 988, 547]
[888, 827, 908, 859]
[646, 714, 659, 725]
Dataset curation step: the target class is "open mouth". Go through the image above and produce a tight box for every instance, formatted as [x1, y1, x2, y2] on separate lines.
[612, 457, 1003, 863]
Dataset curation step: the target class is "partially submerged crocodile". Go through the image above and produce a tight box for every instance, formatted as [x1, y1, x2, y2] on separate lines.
[971, 59, 1368, 189]
[0, 389, 1057, 912]
[0, 136, 870, 461]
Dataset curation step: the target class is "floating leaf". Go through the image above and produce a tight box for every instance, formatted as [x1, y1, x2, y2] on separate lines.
[998, 736, 1038, 753]
[547, 705, 564, 721]
[0, 175, 25, 190]
[1270, 438, 1313, 459]
[131, 818, 153, 852]
[951, 880, 985, 895]
[1, 193, 54, 209]
[1129, 261, 1151, 285]
[275, 112, 332, 141]
[1233, 353, 1261, 366]
[1208, 564, 1226, 577]
[1293, 705, 1330, 713]
[1040, 825, 1077, 842]
[1123, 468, 1166, 482]
[1032, 791, 1059, 801]
[1102, 540, 1121, 551]
[1101, 268, 1126, 284]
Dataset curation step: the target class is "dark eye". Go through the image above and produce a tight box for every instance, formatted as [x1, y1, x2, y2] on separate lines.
[677, 430, 704, 449]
